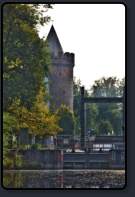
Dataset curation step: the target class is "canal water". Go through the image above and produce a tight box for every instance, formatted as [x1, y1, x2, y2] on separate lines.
[3, 170, 125, 189]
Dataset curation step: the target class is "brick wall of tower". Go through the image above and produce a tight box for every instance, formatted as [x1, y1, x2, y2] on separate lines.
[49, 64, 73, 111]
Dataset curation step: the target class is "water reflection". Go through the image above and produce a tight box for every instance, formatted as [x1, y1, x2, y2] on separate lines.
[3, 170, 125, 189]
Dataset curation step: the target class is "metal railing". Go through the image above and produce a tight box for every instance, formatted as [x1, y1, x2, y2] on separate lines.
[56, 136, 125, 152]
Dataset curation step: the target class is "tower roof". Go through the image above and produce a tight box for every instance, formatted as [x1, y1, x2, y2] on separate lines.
[46, 25, 64, 55]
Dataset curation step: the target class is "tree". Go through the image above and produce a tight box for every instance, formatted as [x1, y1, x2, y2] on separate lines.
[7, 86, 63, 139]
[91, 76, 121, 96]
[56, 105, 76, 135]
[99, 120, 113, 135]
[73, 77, 82, 113]
[103, 109, 122, 135]
[3, 4, 53, 110]
[91, 77, 119, 116]
[86, 102, 99, 135]
[73, 77, 99, 135]
[73, 77, 81, 135]
[90, 76, 125, 135]
[3, 112, 19, 165]
[73, 76, 125, 136]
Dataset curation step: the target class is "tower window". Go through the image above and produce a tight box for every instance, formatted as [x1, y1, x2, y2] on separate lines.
[59, 72, 61, 76]
[63, 91, 65, 94]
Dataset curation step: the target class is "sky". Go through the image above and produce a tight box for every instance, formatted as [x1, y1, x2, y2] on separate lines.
[38, 4, 125, 90]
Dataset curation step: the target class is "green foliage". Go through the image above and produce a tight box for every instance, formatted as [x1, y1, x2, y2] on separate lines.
[91, 76, 125, 135]
[99, 120, 113, 135]
[73, 77, 99, 135]
[44, 146, 54, 150]
[12, 139, 18, 149]
[73, 77, 81, 135]
[21, 145, 31, 150]
[102, 109, 122, 135]
[6, 86, 62, 139]
[3, 4, 53, 110]
[15, 155, 23, 168]
[3, 112, 19, 166]
[91, 76, 124, 95]
[73, 77, 81, 113]
[31, 161, 42, 169]
[30, 143, 41, 150]
[3, 149, 43, 169]
[56, 105, 76, 135]
[3, 149, 22, 169]
[73, 76, 125, 136]
[86, 102, 99, 135]
[54, 145, 59, 149]
[22, 160, 43, 169]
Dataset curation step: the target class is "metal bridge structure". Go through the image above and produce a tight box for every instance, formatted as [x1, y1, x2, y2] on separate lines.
[81, 87, 125, 148]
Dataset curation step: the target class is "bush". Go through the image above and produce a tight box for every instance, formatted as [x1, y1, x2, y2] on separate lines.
[3, 112, 18, 166]
[22, 160, 42, 169]
[3, 149, 43, 169]
[32, 161, 42, 169]
[3, 150, 23, 169]
[21, 145, 31, 150]
[30, 143, 41, 150]
[54, 145, 59, 149]
[45, 146, 54, 150]
[56, 105, 76, 135]
[15, 155, 23, 168]
[99, 120, 113, 135]
[12, 139, 17, 149]
[3, 157, 14, 169]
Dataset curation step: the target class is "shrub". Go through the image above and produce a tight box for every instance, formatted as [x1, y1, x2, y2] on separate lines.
[15, 155, 23, 168]
[3, 112, 19, 166]
[30, 143, 41, 150]
[56, 105, 76, 135]
[45, 146, 54, 150]
[12, 139, 17, 149]
[32, 161, 42, 169]
[22, 160, 42, 169]
[21, 145, 31, 150]
[99, 120, 113, 135]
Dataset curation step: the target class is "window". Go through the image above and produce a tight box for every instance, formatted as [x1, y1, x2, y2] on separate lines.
[63, 139, 69, 145]
[64, 139, 68, 144]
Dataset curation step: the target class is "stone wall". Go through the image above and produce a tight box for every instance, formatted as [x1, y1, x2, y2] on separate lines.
[49, 58, 74, 111]
[19, 149, 63, 169]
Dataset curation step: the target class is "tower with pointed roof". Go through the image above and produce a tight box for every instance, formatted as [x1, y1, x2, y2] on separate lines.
[46, 25, 75, 111]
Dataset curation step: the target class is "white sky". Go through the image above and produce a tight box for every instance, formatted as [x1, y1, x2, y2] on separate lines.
[38, 4, 125, 90]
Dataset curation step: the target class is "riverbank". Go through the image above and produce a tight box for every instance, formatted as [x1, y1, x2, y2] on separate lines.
[3, 169, 125, 189]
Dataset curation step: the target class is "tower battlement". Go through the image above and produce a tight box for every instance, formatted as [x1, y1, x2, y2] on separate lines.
[50, 52, 75, 66]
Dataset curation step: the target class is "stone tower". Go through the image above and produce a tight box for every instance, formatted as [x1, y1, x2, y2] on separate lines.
[46, 25, 75, 111]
